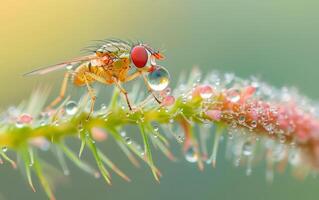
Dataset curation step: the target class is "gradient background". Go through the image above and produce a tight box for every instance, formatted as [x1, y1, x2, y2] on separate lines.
[0, 0, 319, 199]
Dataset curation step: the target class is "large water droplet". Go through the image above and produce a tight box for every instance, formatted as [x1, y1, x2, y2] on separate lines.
[242, 141, 253, 156]
[147, 66, 170, 91]
[66, 101, 78, 115]
[185, 147, 198, 163]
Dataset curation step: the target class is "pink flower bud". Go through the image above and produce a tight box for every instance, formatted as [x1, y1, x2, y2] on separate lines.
[205, 110, 222, 121]
[91, 127, 108, 142]
[19, 113, 33, 124]
[161, 95, 175, 107]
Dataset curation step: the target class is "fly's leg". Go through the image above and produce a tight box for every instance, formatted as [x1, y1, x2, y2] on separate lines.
[125, 71, 161, 105]
[84, 74, 96, 120]
[125, 70, 141, 82]
[46, 72, 70, 110]
[140, 73, 162, 104]
[112, 77, 133, 111]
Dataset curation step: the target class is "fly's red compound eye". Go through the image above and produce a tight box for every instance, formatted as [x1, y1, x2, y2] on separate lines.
[131, 45, 149, 68]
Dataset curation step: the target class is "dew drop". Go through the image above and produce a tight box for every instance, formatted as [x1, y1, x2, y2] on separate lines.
[250, 120, 257, 128]
[65, 101, 78, 115]
[199, 85, 214, 99]
[185, 147, 198, 163]
[2, 147, 7, 152]
[264, 124, 274, 134]
[125, 137, 132, 144]
[177, 135, 185, 143]
[234, 158, 241, 167]
[15, 121, 24, 128]
[78, 123, 84, 132]
[238, 114, 246, 124]
[147, 66, 170, 91]
[228, 132, 233, 140]
[288, 150, 300, 165]
[40, 121, 46, 126]
[242, 141, 253, 156]
[246, 168, 252, 176]
[100, 104, 107, 110]
[279, 135, 286, 144]
[226, 89, 241, 103]
[154, 126, 159, 132]
[273, 144, 285, 161]
[120, 131, 126, 137]
[66, 65, 73, 70]
[64, 170, 70, 176]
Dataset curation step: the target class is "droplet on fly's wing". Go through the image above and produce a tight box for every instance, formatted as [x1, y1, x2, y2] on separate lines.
[65, 101, 78, 115]
[66, 65, 73, 70]
[147, 66, 170, 91]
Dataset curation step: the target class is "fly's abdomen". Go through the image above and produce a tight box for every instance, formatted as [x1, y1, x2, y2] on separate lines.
[73, 63, 112, 86]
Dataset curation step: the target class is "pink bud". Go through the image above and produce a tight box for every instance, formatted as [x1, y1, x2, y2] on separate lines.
[19, 113, 33, 124]
[161, 95, 175, 107]
[206, 110, 222, 121]
[240, 86, 256, 102]
[29, 137, 50, 150]
[91, 127, 108, 142]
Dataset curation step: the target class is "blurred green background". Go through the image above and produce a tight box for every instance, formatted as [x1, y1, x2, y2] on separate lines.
[1, 0, 319, 199]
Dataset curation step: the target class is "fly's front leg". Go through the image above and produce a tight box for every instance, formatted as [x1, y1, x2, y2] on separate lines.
[84, 74, 96, 120]
[46, 72, 70, 110]
[141, 73, 162, 104]
[112, 77, 133, 111]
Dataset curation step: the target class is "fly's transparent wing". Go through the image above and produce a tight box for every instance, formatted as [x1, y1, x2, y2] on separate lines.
[23, 54, 97, 76]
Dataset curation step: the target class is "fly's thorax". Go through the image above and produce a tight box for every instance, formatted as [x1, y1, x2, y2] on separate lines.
[108, 57, 131, 82]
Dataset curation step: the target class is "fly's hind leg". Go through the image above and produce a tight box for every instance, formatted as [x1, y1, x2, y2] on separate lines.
[84, 74, 96, 120]
[112, 77, 133, 111]
[46, 72, 70, 110]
